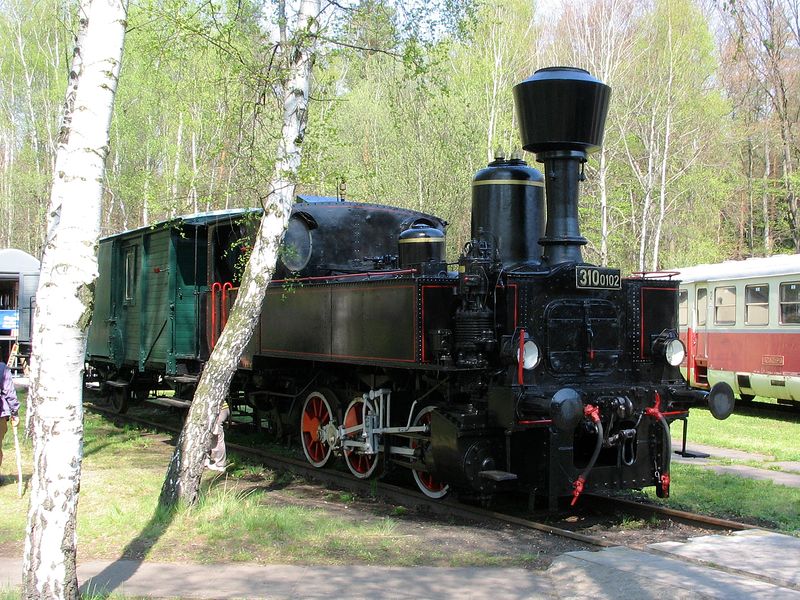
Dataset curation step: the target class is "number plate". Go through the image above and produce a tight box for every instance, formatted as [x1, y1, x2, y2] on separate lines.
[576, 266, 621, 290]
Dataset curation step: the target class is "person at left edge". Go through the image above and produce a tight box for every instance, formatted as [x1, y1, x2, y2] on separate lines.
[0, 362, 20, 484]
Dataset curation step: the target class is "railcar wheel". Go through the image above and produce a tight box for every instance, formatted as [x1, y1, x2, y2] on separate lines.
[300, 390, 338, 468]
[109, 387, 130, 414]
[342, 397, 380, 479]
[411, 406, 449, 499]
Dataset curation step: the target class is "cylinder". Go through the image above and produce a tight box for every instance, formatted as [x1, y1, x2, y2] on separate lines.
[471, 152, 545, 267]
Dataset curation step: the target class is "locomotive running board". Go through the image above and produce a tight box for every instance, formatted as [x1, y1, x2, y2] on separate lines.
[479, 470, 518, 481]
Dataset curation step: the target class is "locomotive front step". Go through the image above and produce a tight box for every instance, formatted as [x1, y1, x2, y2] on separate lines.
[478, 470, 518, 482]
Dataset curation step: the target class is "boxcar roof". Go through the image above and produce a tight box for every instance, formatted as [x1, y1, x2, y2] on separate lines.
[100, 208, 261, 241]
[673, 254, 800, 284]
[0, 248, 40, 274]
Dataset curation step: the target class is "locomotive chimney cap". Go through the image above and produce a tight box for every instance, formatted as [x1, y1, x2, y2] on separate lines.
[513, 66, 611, 157]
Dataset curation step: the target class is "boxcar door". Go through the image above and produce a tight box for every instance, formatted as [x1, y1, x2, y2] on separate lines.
[86, 241, 115, 361]
[117, 240, 141, 368]
[172, 226, 208, 371]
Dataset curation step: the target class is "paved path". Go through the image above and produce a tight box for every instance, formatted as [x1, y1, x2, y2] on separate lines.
[1, 529, 797, 599]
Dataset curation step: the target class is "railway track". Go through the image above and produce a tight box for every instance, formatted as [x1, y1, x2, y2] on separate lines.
[85, 399, 756, 552]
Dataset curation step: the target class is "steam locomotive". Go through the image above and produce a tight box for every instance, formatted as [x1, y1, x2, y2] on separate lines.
[86, 67, 734, 508]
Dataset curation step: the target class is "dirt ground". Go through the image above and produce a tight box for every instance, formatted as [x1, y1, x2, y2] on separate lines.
[230, 471, 722, 569]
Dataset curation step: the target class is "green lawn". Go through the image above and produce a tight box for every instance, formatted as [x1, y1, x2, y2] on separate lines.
[0, 397, 534, 568]
[647, 462, 800, 533]
[672, 407, 800, 461]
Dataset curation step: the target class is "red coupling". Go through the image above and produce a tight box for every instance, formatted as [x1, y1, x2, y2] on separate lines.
[645, 391, 663, 419]
[660, 473, 670, 498]
[584, 404, 600, 423]
[571, 476, 586, 506]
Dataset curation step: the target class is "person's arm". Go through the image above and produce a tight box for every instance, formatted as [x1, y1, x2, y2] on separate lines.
[2, 370, 19, 426]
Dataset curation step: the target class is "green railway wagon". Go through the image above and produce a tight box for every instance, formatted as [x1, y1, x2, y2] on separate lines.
[86, 209, 255, 410]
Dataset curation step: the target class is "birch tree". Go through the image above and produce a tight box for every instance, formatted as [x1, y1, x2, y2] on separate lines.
[549, 0, 636, 266]
[23, 0, 128, 596]
[160, 0, 322, 507]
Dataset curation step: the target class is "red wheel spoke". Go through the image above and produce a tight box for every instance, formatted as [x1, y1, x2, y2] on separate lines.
[301, 392, 335, 468]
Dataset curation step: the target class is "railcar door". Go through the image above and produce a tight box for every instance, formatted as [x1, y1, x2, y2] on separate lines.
[693, 284, 709, 387]
[86, 241, 115, 361]
[172, 226, 207, 366]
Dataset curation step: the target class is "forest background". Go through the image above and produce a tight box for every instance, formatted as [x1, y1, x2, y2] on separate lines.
[1, 0, 798, 274]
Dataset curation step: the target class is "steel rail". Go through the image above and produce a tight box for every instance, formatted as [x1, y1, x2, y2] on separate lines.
[583, 494, 754, 531]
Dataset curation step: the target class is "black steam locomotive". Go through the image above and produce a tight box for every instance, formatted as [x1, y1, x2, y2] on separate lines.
[87, 67, 734, 508]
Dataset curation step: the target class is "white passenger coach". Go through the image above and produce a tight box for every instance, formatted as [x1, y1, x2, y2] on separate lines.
[674, 254, 800, 405]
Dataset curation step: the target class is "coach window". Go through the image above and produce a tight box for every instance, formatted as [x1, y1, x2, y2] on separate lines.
[779, 282, 800, 325]
[696, 288, 707, 326]
[124, 247, 137, 304]
[745, 284, 769, 326]
[714, 286, 736, 325]
[678, 289, 688, 326]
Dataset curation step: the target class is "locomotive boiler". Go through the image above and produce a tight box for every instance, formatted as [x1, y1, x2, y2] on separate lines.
[86, 67, 734, 508]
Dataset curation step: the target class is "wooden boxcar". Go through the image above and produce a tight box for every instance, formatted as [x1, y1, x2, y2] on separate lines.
[86, 210, 259, 405]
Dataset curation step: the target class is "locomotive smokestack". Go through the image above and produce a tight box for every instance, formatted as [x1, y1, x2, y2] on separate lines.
[513, 67, 611, 264]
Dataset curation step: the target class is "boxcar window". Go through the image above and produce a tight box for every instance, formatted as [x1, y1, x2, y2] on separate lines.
[714, 286, 736, 325]
[696, 288, 707, 326]
[124, 247, 137, 304]
[678, 289, 688, 326]
[780, 281, 800, 325]
[745, 284, 769, 326]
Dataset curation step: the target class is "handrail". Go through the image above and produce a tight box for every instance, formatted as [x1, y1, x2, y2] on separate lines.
[630, 270, 680, 280]
[210, 282, 222, 348]
[271, 268, 417, 284]
[222, 282, 233, 331]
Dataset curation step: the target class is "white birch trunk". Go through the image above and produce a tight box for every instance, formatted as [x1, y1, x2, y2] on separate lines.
[160, 0, 321, 507]
[170, 112, 183, 218]
[23, 0, 127, 596]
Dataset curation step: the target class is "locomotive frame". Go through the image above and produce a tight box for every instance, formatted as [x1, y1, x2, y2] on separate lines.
[86, 67, 734, 509]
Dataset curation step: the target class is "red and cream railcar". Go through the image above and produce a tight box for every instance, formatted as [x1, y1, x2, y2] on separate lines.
[675, 255, 800, 405]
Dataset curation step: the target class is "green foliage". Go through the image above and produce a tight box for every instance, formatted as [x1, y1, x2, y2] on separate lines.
[2, 0, 798, 264]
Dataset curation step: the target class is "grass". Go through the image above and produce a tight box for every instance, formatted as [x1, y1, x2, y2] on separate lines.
[646, 462, 800, 533]
[672, 407, 800, 461]
[4, 385, 799, 584]
[1, 392, 532, 571]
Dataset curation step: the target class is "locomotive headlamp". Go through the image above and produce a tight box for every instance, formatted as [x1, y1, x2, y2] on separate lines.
[651, 331, 685, 366]
[521, 339, 541, 370]
[664, 338, 686, 366]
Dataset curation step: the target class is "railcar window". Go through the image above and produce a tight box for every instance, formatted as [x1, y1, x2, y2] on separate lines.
[124, 247, 137, 304]
[678, 289, 688, 326]
[745, 284, 769, 326]
[696, 288, 707, 326]
[780, 282, 800, 325]
[714, 286, 736, 325]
